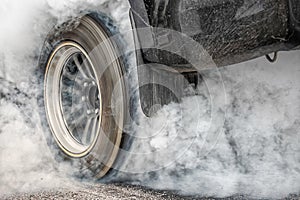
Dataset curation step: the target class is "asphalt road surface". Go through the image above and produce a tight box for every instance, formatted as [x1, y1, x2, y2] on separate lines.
[2, 184, 299, 200]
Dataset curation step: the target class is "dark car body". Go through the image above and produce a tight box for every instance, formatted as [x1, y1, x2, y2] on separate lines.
[128, 0, 300, 115]
[129, 0, 300, 68]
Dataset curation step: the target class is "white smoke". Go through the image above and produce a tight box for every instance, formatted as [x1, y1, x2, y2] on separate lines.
[119, 51, 300, 199]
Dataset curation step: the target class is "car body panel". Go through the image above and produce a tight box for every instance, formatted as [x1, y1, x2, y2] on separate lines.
[129, 0, 300, 68]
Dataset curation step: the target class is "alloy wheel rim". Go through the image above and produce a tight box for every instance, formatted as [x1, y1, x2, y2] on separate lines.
[45, 41, 102, 157]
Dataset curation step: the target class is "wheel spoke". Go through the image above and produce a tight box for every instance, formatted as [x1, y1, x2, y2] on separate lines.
[62, 69, 76, 81]
[81, 116, 98, 145]
[73, 54, 94, 80]
[68, 114, 86, 132]
[89, 117, 99, 143]
[81, 118, 92, 145]
[61, 75, 73, 87]
[65, 104, 84, 123]
[73, 54, 88, 79]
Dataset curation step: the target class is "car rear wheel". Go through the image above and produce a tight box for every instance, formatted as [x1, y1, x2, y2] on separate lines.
[41, 14, 128, 178]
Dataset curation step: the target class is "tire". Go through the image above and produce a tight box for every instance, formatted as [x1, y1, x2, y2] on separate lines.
[38, 13, 128, 179]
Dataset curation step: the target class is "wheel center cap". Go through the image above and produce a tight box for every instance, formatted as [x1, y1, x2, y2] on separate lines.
[84, 81, 100, 115]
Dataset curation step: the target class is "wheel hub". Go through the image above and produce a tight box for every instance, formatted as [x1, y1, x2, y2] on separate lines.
[83, 80, 100, 116]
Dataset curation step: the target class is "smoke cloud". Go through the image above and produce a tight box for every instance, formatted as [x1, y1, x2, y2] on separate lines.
[0, 0, 299, 199]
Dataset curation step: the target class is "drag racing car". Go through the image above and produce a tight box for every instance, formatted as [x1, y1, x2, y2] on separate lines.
[39, 0, 300, 178]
